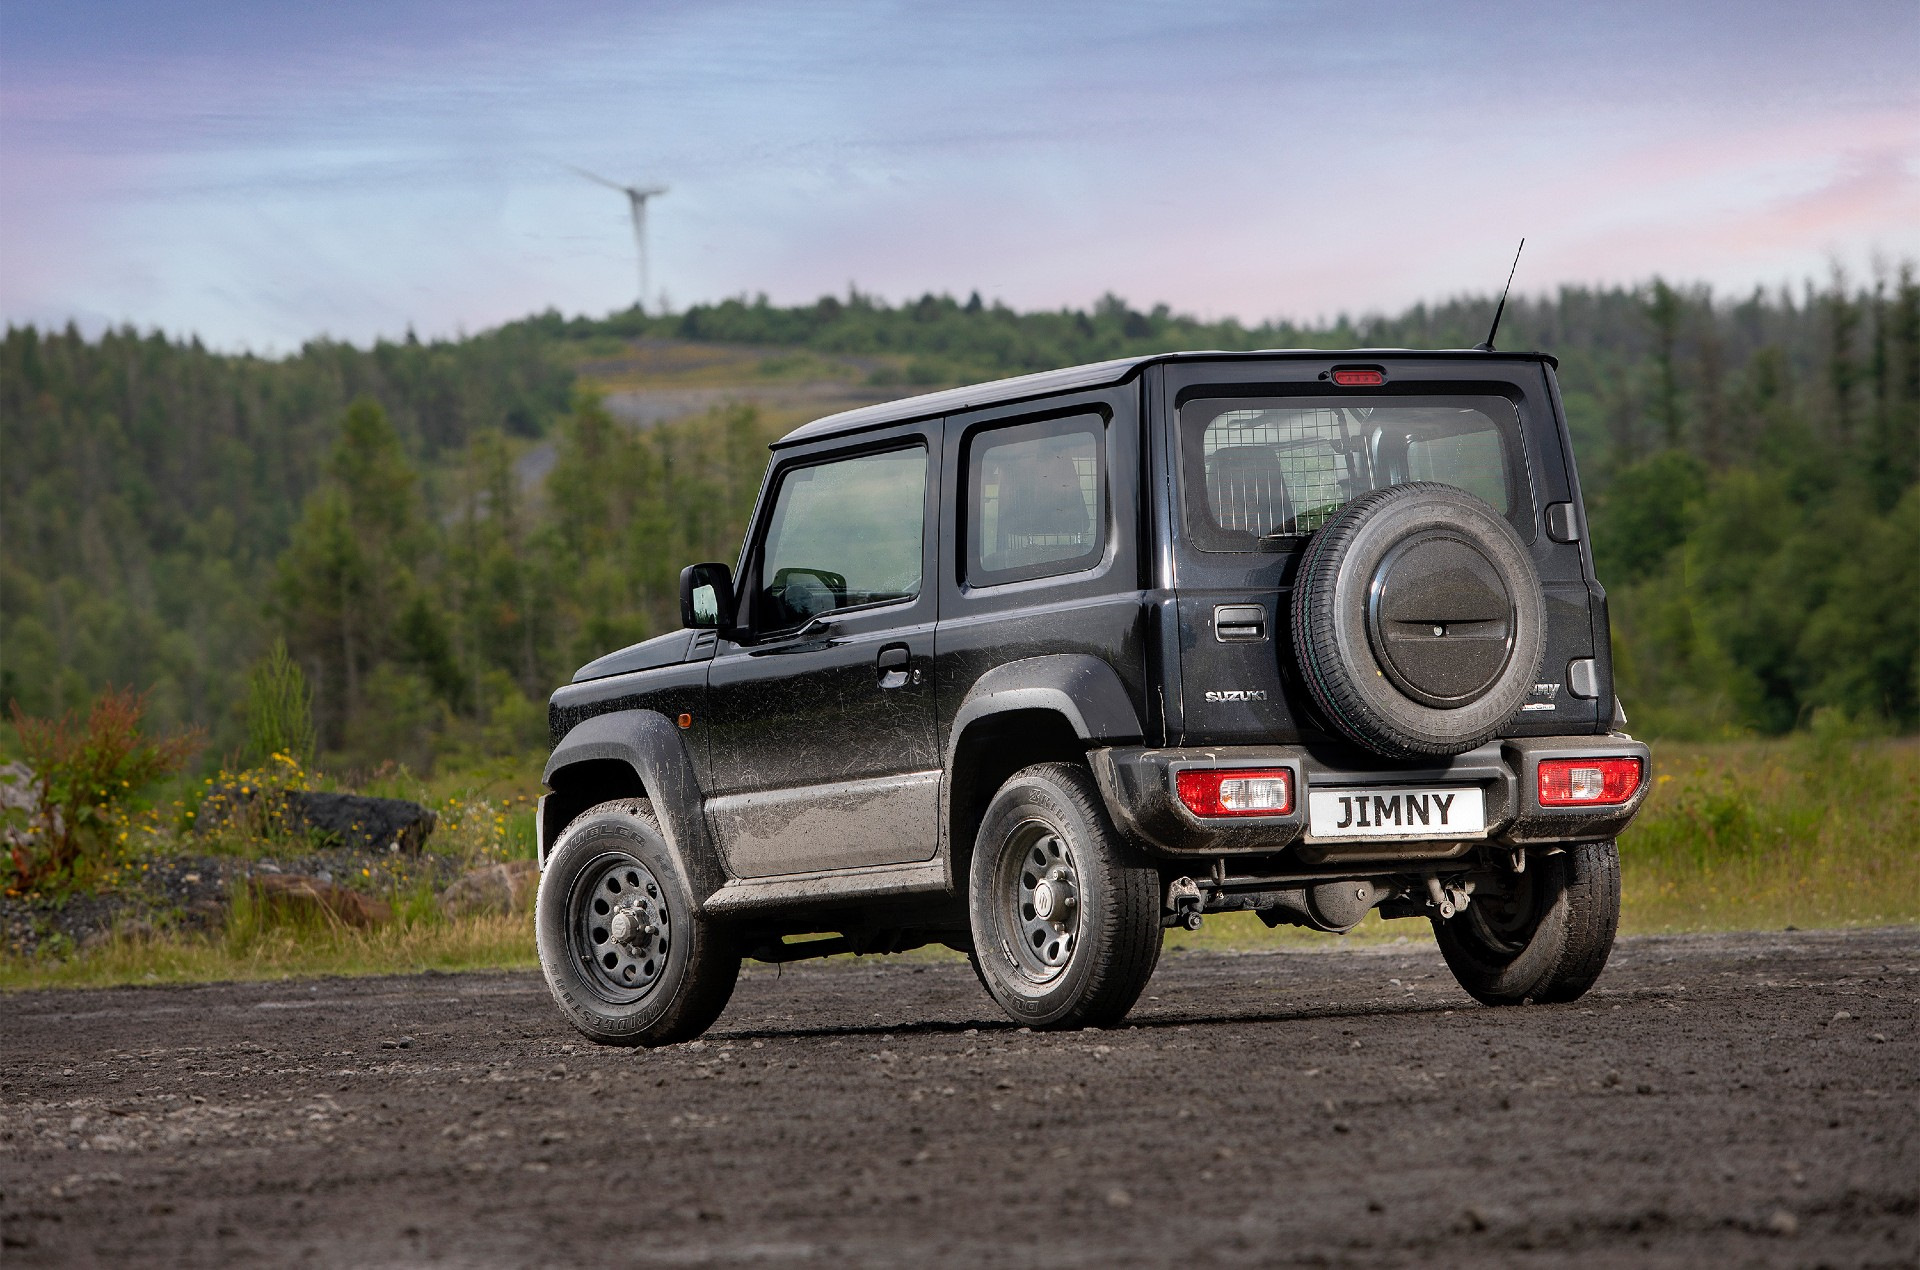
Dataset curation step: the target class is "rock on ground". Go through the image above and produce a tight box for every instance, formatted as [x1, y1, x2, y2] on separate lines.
[436, 859, 538, 918]
[196, 787, 437, 853]
[247, 873, 392, 927]
[289, 792, 437, 853]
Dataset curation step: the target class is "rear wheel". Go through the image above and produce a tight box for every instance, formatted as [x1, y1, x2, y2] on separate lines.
[967, 763, 1162, 1029]
[536, 800, 739, 1046]
[1433, 840, 1620, 1005]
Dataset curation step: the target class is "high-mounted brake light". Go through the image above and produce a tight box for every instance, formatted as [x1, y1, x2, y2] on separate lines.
[1330, 367, 1385, 386]
[1176, 767, 1293, 817]
[1537, 757, 1641, 806]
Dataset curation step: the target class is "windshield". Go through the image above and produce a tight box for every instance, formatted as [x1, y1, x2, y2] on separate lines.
[1178, 394, 1520, 552]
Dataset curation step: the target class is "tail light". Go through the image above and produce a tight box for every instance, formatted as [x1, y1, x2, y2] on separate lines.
[1176, 768, 1293, 817]
[1537, 757, 1641, 806]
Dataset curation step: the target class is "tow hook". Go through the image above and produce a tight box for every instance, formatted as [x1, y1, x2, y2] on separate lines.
[1424, 874, 1474, 921]
[1166, 877, 1204, 930]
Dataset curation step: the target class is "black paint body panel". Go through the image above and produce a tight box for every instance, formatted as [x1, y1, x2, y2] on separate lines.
[541, 349, 1632, 923]
[571, 629, 696, 684]
[1152, 358, 1600, 747]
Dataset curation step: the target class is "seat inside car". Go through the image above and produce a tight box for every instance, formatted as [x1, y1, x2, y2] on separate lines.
[992, 450, 1093, 568]
[1207, 443, 1294, 539]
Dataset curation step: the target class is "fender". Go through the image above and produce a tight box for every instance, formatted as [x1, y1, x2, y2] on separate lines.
[540, 710, 728, 909]
[935, 654, 1145, 891]
[942, 652, 1143, 768]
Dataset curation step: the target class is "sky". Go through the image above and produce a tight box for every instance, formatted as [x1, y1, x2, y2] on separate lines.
[2, 0, 1917, 351]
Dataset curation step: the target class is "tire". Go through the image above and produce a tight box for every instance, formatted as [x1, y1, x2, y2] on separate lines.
[535, 799, 740, 1046]
[967, 763, 1162, 1029]
[1290, 482, 1545, 758]
[1432, 841, 1620, 1006]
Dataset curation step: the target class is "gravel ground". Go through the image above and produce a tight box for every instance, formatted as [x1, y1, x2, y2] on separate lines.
[2, 927, 1915, 1267]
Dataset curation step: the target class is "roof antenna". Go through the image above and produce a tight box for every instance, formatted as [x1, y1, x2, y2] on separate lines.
[1475, 238, 1525, 352]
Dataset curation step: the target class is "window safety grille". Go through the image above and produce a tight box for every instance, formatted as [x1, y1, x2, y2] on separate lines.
[1202, 407, 1369, 538]
[973, 418, 1104, 581]
[1183, 397, 1514, 552]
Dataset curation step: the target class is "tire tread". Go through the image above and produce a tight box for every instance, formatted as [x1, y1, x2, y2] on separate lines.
[1433, 840, 1620, 1006]
[538, 800, 739, 1046]
[970, 762, 1161, 1029]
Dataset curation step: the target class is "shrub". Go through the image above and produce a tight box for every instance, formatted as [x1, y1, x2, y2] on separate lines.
[6, 688, 201, 893]
[185, 751, 319, 850]
[244, 638, 316, 768]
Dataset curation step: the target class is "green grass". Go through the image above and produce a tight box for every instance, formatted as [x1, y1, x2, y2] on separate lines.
[0, 883, 537, 991]
[4, 738, 1913, 990]
[1617, 734, 1918, 933]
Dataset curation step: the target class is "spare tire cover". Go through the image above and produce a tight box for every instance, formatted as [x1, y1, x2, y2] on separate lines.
[1289, 482, 1545, 758]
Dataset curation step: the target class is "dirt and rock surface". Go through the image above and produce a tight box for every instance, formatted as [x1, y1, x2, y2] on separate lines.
[3, 927, 1914, 1267]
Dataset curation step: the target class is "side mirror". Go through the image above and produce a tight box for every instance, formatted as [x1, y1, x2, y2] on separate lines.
[679, 563, 735, 631]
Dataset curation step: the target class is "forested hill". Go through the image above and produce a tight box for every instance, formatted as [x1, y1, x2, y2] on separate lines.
[3, 270, 1915, 773]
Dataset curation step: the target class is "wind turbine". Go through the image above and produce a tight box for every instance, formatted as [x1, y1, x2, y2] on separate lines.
[571, 166, 668, 311]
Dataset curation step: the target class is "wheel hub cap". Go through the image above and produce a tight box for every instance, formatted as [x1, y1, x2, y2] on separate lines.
[571, 855, 672, 1002]
[1002, 831, 1081, 981]
[608, 906, 657, 950]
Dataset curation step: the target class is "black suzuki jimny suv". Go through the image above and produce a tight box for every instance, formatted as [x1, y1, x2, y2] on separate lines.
[535, 349, 1649, 1045]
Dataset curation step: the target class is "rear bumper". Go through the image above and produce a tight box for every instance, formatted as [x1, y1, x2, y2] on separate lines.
[1087, 734, 1650, 862]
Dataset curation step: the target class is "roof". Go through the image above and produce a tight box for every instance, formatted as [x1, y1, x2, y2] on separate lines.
[772, 347, 1558, 449]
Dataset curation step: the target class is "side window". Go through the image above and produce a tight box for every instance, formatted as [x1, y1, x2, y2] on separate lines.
[756, 446, 926, 631]
[966, 413, 1106, 585]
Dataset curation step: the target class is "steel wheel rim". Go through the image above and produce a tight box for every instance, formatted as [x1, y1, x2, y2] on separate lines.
[568, 851, 672, 1004]
[1463, 867, 1540, 956]
[995, 817, 1081, 984]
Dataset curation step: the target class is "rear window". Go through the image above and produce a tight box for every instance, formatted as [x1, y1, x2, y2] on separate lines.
[1178, 394, 1521, 552]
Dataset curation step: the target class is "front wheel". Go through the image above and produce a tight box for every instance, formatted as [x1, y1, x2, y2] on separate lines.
[968, 763, 1162, 1029]
[1433, 840, 1620, 1005]
[536, 800, 739, 1046]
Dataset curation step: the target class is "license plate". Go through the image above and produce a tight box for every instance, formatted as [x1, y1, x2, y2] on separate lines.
[1306, 786, 1486, 840]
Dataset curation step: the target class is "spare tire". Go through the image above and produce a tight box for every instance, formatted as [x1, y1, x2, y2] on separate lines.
[1289, 482, 1544, 758]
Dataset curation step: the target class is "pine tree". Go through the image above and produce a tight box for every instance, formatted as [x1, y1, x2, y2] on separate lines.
[273, 398, 429, 749]
[244, 638, 316, 767]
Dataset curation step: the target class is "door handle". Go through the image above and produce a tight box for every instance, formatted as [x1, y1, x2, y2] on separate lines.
[1214, 604, 1268, 643]
[876, 644, 911, 690]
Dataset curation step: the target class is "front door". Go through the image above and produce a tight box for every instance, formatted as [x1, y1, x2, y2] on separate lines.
[703, 426, 941, 877]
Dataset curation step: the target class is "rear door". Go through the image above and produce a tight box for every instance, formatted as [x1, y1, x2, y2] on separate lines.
[933, 385, 1150, 750]
[1156, 357, 1595, 747]
[702, 423, 942, 876]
